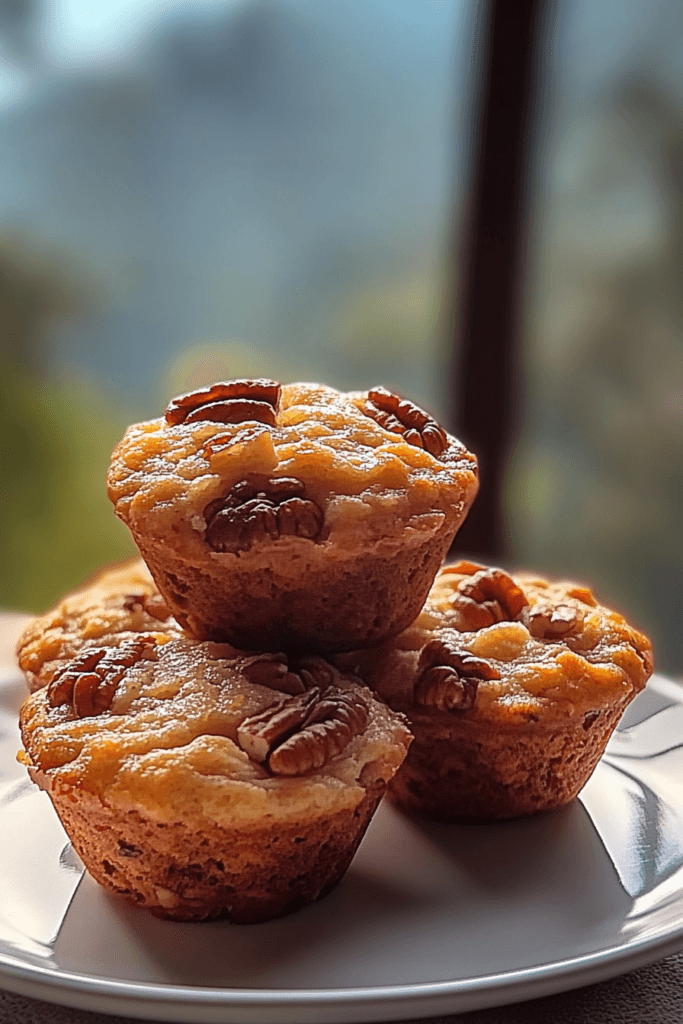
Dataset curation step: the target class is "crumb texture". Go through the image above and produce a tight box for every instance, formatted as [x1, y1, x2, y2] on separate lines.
[51, 781, 386, 922]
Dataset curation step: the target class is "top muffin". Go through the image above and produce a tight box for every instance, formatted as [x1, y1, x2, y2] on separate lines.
[107, 380, 478, 652]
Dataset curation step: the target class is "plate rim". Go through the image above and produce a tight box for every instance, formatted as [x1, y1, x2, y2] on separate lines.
[3, 926, 683, 1023]
[1, 672, 683, 1023]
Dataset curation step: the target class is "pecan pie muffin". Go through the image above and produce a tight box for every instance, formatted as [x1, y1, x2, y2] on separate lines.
[17, 566, 411, 923]
[106, 380, 478, 652]
[17, 560, 181, 693]
[341, 561, 653, 822]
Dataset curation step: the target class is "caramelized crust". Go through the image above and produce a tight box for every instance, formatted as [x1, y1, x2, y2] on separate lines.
[106, 382, 478, 651]
[340, 564, 653, 821]
[20, 636, 407, 820]
[107, 382, 477, 556]
[362, 562, 653, 723]
[16, 561, 412, 921]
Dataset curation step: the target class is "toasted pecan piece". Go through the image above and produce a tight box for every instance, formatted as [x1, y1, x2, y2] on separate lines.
[47, 637, 158, 718]
[448, 564, 529, 630]
[363, 386, 448, 458]
[237, 686, 369, 775]
[524, 601, 585, 640]
[414, 638, 501, 712]
[242, 653, 307, 695]
[164, 379, 281, 426]
[203, 476, 324, 553]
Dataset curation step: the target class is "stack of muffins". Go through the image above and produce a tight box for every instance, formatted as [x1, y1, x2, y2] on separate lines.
[16, 379, 653, 922]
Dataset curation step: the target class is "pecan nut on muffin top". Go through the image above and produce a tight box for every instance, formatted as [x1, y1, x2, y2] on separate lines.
[17, 560, 181, 694]
[17, 561, 411, 923]
[340, 561, 653, 822]
[106, 380, 479, 652]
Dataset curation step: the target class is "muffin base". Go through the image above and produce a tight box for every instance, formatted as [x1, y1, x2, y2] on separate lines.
[48, 778, 387, 925]
[387, 700, 630, 823]
[135, 523, 455, 653]
[49, 782, 386, 922]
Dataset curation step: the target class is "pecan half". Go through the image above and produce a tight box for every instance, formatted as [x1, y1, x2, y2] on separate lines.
[270, 691, 369, 775]
[242, 653, 306, 695]
[237, 687, 369, 776]
[524, 601, 584, 640]
[450, 567, 529, 630]
[237, 688, 319, 763]
[164, 379, 281, 427]
[414, 638, 501, 712]
[204, 476, 323, 553]
[242, 655, 342, 696]
[363, 386, 448, 458]
[293, 654, 339, 691]
[47, 637, 158, 717]
[242, 652, 339, 696]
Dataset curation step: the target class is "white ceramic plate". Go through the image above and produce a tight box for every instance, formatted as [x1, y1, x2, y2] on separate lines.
[2, 660, 683, 1024]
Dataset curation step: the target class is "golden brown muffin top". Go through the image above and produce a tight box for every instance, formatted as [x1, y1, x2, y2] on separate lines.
[20, 641, 410, 826]
[341, 561, 653, 725]
[106, 381, 478, 556]
[17, 562, 411, 826]
[16, 560, 182, 693]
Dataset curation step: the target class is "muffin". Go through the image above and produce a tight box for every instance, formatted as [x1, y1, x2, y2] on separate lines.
[340, 561, 653, 822]
[16, 559, 181, 693]
[17, 564, 411, 923]
[106, 380, 478, 652]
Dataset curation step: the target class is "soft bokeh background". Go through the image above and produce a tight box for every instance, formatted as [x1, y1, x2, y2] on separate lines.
[2, 0, 683, 671]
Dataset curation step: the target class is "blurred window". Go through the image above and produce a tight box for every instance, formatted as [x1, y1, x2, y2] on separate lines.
[512, 0, 683, 670]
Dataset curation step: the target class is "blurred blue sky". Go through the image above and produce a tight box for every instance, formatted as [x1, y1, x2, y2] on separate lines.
[0, 0, 476, 407]
[1, 0, 681, 106]
[1, 0, 682, 412]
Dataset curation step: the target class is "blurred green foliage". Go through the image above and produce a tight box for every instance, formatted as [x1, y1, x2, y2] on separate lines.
[0, 238, 135, 613]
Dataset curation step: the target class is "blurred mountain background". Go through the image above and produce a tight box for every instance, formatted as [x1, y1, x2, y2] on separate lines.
[2, 0, 683, 671]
